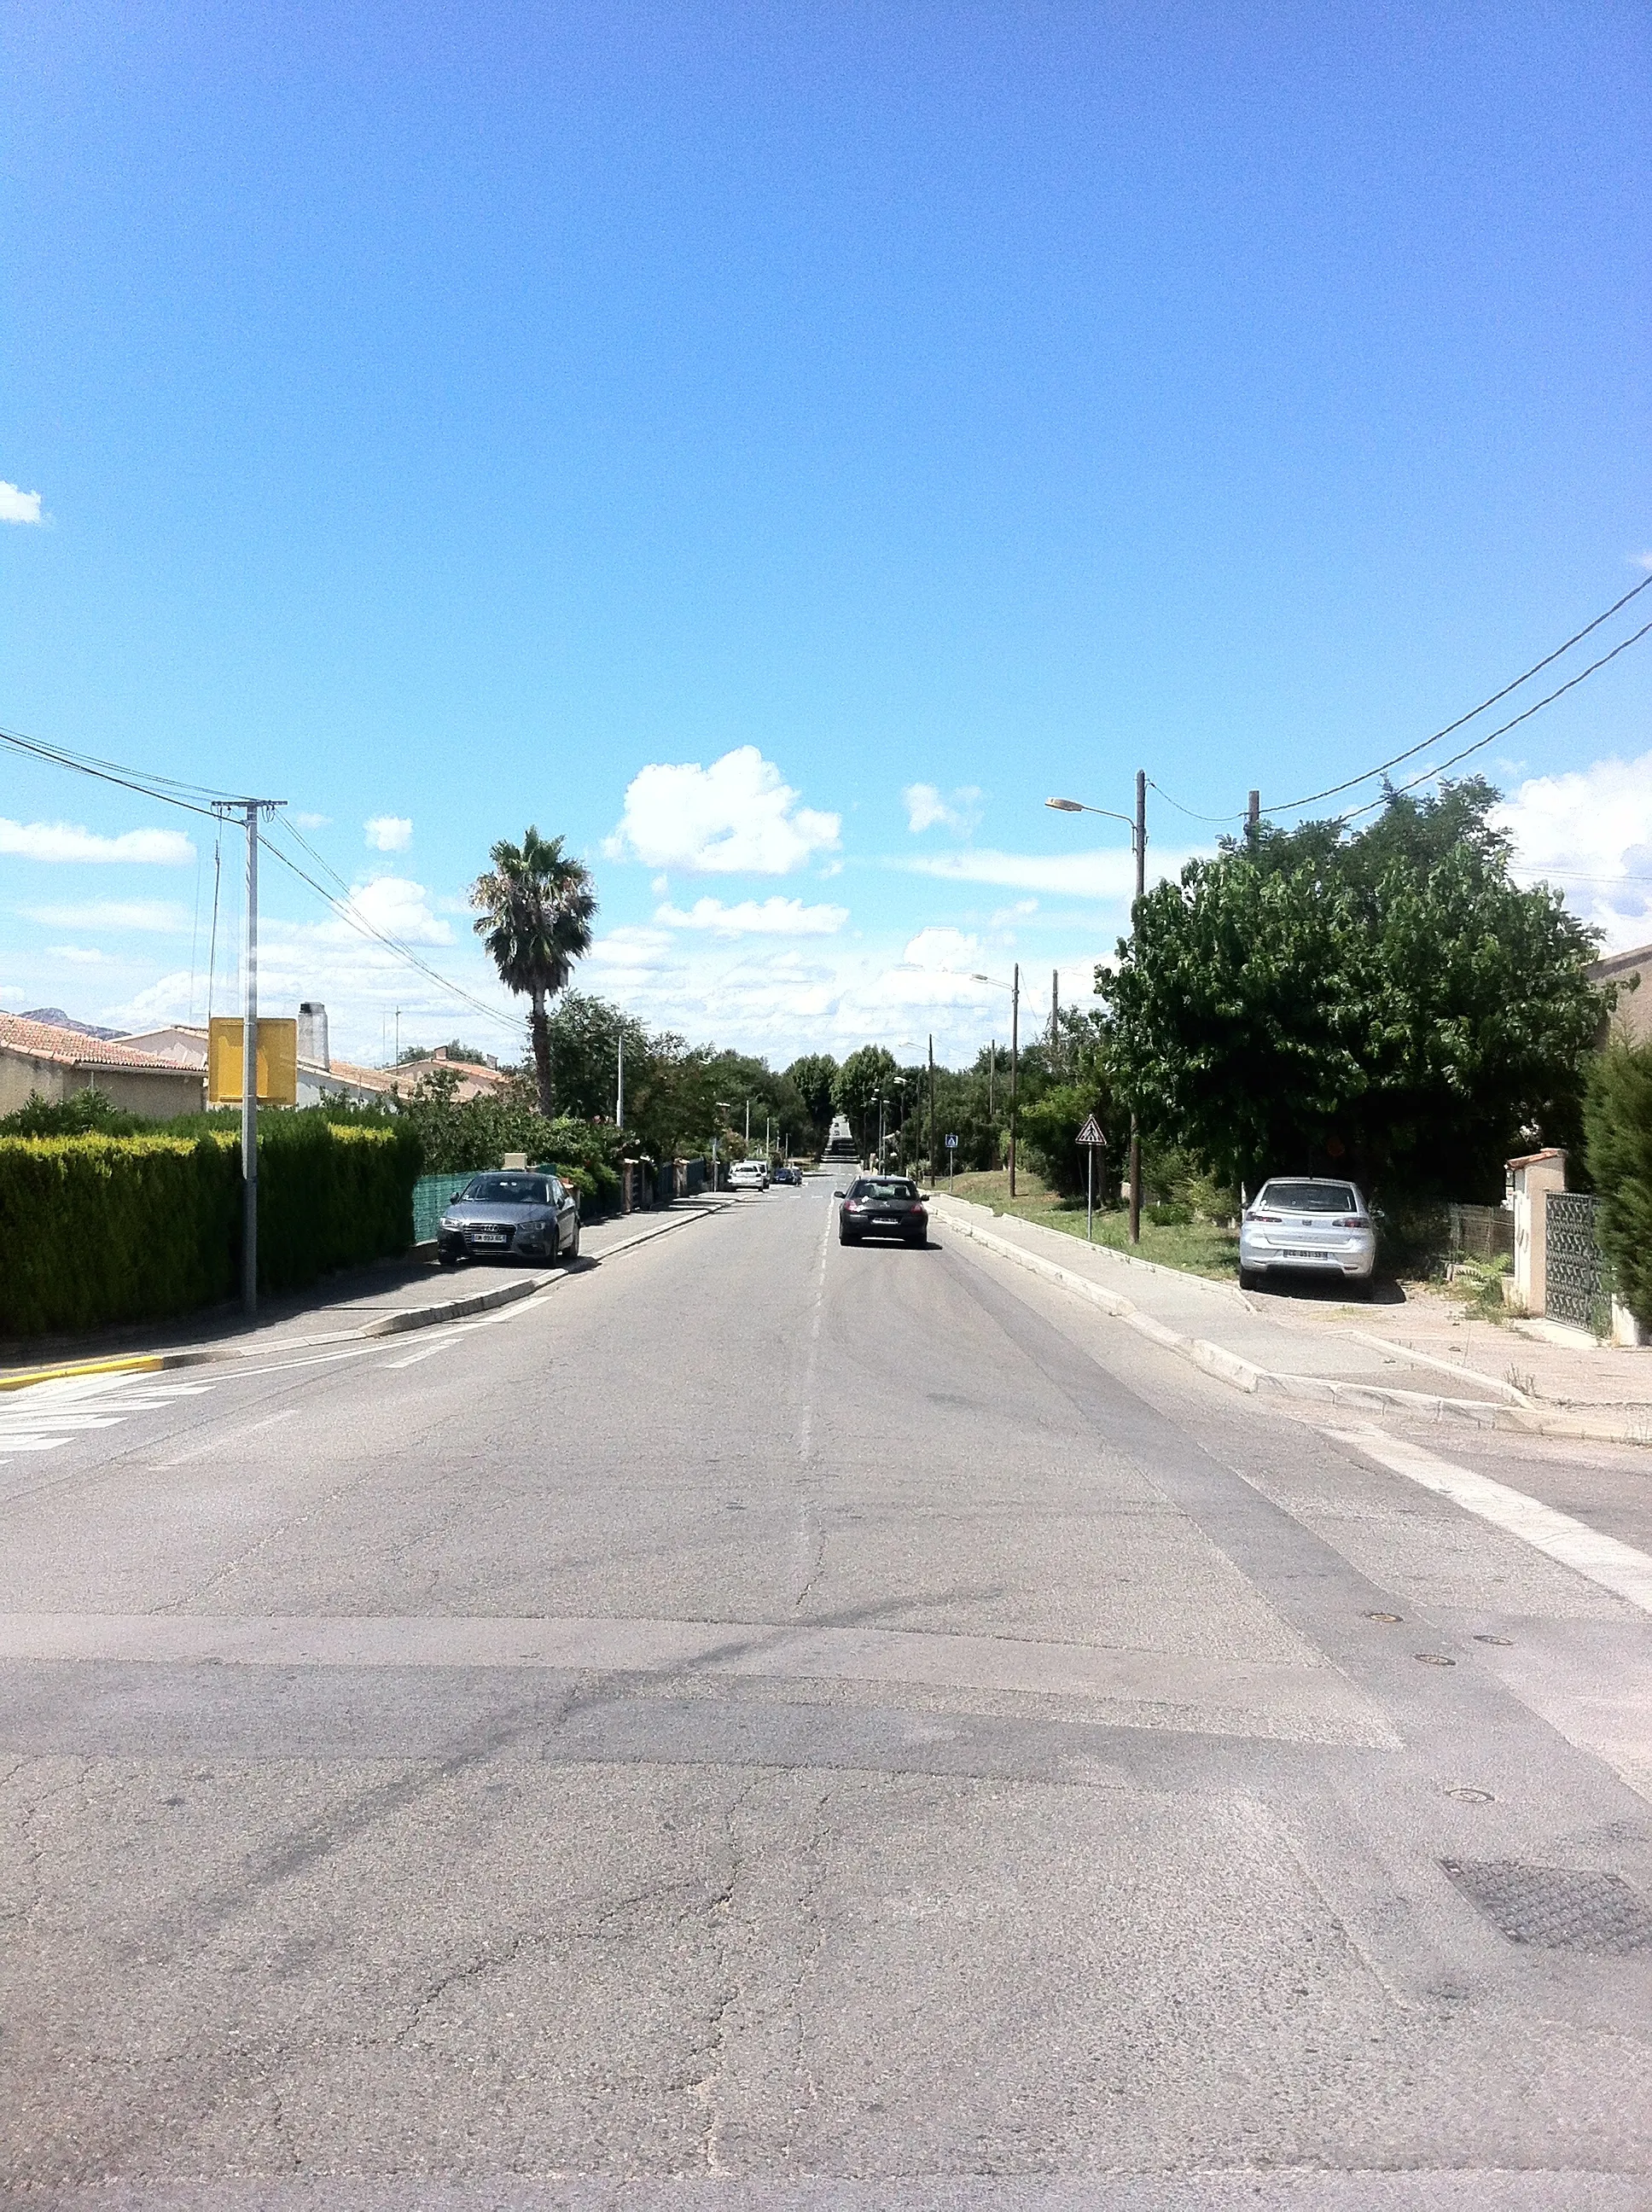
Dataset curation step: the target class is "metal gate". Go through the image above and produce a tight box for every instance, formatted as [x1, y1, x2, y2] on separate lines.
[1545, 1192, 1610, 1335]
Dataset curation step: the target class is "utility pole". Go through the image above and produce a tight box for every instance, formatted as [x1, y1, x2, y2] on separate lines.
[989, 1040, 995, 1120]
[616, 1029, 625, 1131]
[928, 1033, 936, 1179]
[394, 1007, 400, 1065]
[1050, 969, 1059, 1068]
[1248, 789, 1260, 851]
[1009, 963, 1021, 1197]
[1129, 770, 1146, 1245]
[236, 796, 284, 1316]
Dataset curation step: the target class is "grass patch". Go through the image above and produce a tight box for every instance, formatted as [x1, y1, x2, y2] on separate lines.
[941, 1167, 1241, 1282]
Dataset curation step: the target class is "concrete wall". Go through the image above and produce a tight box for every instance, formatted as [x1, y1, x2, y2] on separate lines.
[0, 1049, 206, 1121]
[1587, 943, 1652, 1047]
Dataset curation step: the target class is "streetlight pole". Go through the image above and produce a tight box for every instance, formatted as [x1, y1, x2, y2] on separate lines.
[1046, 781, 1148, 1243]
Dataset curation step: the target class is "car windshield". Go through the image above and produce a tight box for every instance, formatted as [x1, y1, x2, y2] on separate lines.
[1259, 1181, 1357, 1213]
[852, 1179, 917, 1201]
[462, 1174, 550, 1205]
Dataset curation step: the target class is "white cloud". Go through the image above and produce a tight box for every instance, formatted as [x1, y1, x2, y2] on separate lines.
[0, 818, 195, 865]
[902, 925, 981, 973]
[45, 946, 106, 964]
[21, 899, 191, 934]
[334, 875, 452, 947]
[655, 895, 848, 937]
[364, 815, 413, 853]
[0, 482, 43, 525]
[292, 812, 332, 830]
[903, 783, 981, 835]
[905, 844, 1187, 900]
[1495, 749, 1652, 952]
[607, 747, 841, 875]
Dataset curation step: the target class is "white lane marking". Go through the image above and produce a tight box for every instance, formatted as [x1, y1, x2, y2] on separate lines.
[1326, 1423, 1652, 1616]
[797, 1187, 832, 1463]
[0, 1372, 221, 1466]
[381, 1333, 465, 1368]
[157, 1406, 297, 1468]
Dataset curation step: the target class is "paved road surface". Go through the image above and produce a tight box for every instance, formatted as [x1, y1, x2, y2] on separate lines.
[3, 1179, 1650, 2209]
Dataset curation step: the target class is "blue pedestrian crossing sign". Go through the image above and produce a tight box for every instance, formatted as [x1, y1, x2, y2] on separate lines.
[945, 1132, 958, 1149]
[1076, 1116, 1106, 1147]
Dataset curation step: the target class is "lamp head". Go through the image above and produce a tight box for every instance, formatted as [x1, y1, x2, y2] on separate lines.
[1045, 796, 1085, 812]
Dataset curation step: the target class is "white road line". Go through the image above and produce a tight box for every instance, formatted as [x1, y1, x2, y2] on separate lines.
[797, 1188, 832, 1462]
[1326, 1423, 1652, 1617]
[157, 1406, 297, 1468]
[381, 1334, 464, 1368]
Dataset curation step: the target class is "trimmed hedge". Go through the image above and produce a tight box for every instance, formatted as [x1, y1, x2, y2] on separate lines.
[1585, 1042, 1652, 1330]
[0, 1134, 240, 1336]
[0, 1115, 423, 1337]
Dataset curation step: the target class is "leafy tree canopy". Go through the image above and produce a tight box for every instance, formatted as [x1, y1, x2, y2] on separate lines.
[1102, 779, 1606, 1201]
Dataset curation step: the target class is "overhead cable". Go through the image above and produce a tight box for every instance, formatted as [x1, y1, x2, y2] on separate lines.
[1271, 569, 1652, 815]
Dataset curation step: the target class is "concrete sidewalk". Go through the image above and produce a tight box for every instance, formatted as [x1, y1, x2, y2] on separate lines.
[930, 1193, 1652, 1445]
[0, 1197, 730, 1392]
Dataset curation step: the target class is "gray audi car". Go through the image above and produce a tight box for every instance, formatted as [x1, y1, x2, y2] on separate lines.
[436, 1170, 580, 1266]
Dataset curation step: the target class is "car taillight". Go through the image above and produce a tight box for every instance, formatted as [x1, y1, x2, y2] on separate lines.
[912, 1207, 927, 1220]
[1331, 1216, 1370, 1229]
[1251, 1211, 1283, 1223]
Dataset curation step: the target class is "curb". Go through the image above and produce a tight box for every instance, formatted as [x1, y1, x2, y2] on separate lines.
[933, 1203, 1652, 1446]
[0, 1201, 730, 1394]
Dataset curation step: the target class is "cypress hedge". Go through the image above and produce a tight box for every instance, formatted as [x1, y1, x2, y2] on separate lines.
[0, 1115, 422, 1337]
[1585, 1041, 1652, 1330]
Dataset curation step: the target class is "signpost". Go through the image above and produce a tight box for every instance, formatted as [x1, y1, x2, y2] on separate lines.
[945, 1132, 957, 1192]
[1076, 1116, 1107, 1242]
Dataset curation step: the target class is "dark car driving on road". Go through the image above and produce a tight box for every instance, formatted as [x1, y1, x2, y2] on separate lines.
[835, 1174, 928, 1247]
[437, 1171, 580, 1266]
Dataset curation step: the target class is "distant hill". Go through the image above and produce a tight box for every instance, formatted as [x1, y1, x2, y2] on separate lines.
[21, 1007, 129, 1040]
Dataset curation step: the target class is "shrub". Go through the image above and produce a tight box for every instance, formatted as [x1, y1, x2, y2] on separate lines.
[1147, 1201, 1193, 1227]
[1585, 1043, 1652, 1329]
[0, 1090, 151, 1138]
[1018, 1084, 1113, 1198]
[0, 1112, 423, 1338]
[0, 1134, 240, 1336]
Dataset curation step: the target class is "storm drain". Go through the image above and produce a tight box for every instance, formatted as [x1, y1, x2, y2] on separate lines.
[1440, 1859, 1652, 1954]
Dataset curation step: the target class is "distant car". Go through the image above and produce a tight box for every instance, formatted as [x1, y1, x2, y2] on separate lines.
[835, 1174, 928, 1247]
[728, 1159, 770, 1190]
[1238, 1176, 1375, 1294]
[771, 1163, 801, 1185]
[437, 1171, 580, 1266]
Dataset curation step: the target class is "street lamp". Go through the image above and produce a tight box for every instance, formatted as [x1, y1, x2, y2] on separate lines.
[713, 1098, 732, 1192]
[1045, 775, 1147, 1243]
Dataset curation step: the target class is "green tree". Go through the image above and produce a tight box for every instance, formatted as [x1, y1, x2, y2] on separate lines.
[470, 828, 598, 1116]
[834, 1045, 898, 1159]
[1103, 782, 1605, 1201]
[785, 1053, 840, 1148]
[1584, 1042, 1652, 1330]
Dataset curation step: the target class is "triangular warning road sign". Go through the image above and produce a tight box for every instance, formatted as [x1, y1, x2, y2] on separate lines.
[1075, 1116, 1106, 1146]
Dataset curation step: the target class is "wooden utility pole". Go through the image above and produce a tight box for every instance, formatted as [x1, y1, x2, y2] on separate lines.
[1248, 789, 1260, 850]
[1050, 969, 1059, 1068]
[1009, 963, 1021, 1198]
[928, 1033, 936, 1178]
[1128, 770, 1146, 1245]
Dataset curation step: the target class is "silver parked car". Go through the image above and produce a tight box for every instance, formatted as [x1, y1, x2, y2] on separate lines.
[436, 1171, 580, 1266]
[1238, 1176, 1375, 1295]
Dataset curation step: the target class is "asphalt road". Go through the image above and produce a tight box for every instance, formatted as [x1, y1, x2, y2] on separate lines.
[3, 1178, 1650, 2210]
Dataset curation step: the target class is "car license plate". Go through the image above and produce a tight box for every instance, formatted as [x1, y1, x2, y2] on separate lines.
[875, 1215, 899, 1225]
[1280, 1247, 1325, 1260]
[471, 1231, 507, 1245]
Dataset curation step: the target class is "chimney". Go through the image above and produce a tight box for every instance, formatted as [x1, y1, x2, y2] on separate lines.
[297, 1002, 329, 1070]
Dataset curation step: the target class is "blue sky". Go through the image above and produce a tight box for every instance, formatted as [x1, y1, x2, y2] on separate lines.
[3, 1, 1649, 1067]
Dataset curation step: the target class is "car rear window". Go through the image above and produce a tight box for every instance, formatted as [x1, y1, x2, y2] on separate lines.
[462, 1174, 550, 1204]
[1260, 1181, 1358, 1213]
[852, 1179, 917, 1201]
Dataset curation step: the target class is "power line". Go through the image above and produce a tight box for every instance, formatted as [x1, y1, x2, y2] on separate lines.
[0, 724, 254, 820]
[1338, 618, 1652, 824]
[258, 826, 518, 1038]
[1145, 779, 1245, 825]
[1272, 570, 1652, 816]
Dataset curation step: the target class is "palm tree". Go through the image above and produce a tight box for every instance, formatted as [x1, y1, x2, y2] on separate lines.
[470, 828, 597, 1115]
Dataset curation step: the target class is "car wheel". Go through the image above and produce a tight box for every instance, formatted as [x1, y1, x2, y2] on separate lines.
[566, 1220, 580, 1263]
[1238, 1265, 1257, 1291]
[438, 1251, 458, 1269]
[908, 1232, 928, 1248]
[839, 1229, 858, 1245]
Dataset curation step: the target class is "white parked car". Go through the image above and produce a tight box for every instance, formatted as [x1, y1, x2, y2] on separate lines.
[727, 1160, 770, 1190]
[1238, 1177, 1376, 1295]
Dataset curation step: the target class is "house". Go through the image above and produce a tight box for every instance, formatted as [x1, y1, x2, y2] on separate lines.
[1586, 940, 1651, 1047]
[121, 1001, 398, 1110]
[390, 1045, 515, 1103]
[0, 1011, 206, 1120]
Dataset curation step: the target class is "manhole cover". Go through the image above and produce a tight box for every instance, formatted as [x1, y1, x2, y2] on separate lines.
[1416, 1653, 1456, 1666]
[1365, 1611, 1405, 1623]
[1446, 1787, 1494, 1803]
[1440, 1860, 1652, 1953]
[1473, 1633, 1513, 1646]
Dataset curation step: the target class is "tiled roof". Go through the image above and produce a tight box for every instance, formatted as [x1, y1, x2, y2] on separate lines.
[0, 1012, 195, 1072]
[320, 1058, 397, 1091]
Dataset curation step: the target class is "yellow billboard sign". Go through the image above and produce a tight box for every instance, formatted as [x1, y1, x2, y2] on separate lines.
[207, 1017, 300, 1106]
